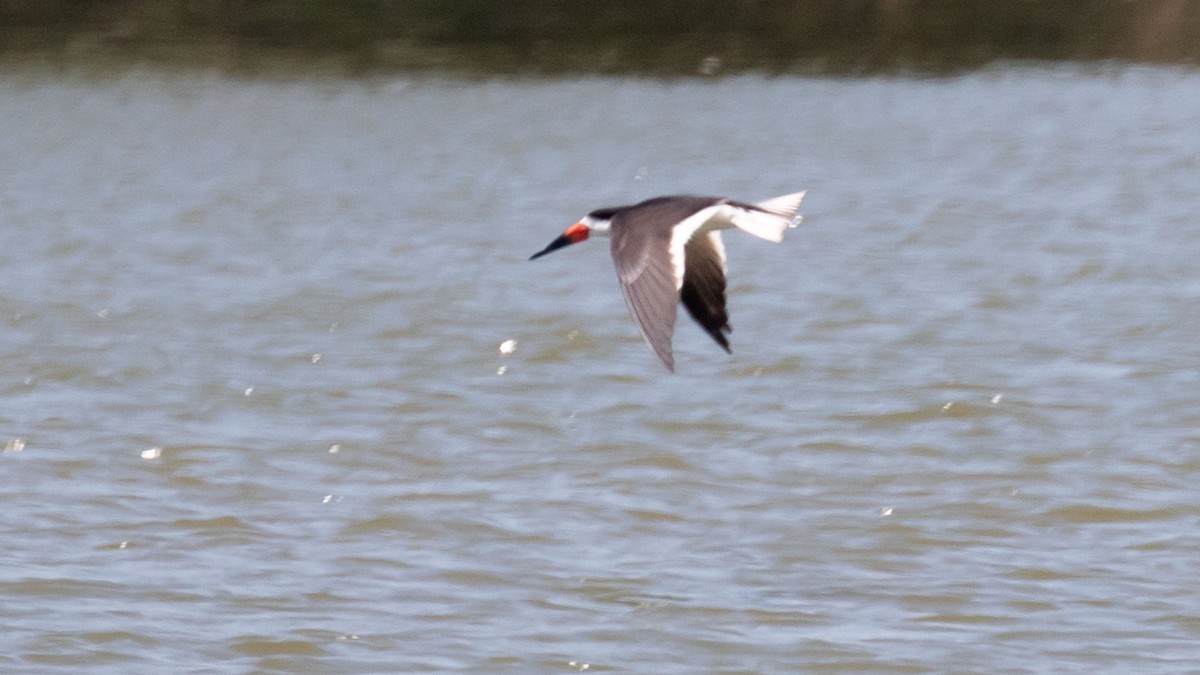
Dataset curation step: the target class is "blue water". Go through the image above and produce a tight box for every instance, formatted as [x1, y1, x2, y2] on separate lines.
[2, 65, 1199, 673]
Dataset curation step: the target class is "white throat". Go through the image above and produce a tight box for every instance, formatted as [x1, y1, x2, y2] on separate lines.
[583, 215, 612, 237]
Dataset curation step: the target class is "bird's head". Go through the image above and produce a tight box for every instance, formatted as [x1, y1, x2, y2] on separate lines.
[529, 213, 613, 260]
[529, 221, 590, 260]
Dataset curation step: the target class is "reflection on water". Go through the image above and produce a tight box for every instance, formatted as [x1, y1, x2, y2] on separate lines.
[2, 66, 1200, 672]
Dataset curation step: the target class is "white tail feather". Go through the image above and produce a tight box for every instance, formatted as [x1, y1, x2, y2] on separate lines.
[730, 190, 806, 242]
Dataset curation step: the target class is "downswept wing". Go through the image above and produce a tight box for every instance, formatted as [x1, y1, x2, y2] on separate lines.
[679, 231, 731, 352]
[609, 217, 681, 371]
[601, 193, 797, 370]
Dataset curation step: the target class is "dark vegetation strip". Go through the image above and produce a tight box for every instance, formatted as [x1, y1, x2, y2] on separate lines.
[2, 0, 1198, 74]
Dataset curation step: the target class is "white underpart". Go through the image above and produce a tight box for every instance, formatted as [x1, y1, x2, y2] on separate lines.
[667, 205, 728, 290]
[664, 193, 804, 288]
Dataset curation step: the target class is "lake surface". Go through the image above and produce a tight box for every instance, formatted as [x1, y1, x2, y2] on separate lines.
[2, 66, 1199, 673]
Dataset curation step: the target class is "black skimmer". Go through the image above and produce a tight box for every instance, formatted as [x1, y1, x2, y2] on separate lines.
[530, 191, 806, 371]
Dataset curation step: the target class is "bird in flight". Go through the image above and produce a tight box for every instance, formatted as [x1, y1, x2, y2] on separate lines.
[530, 191, 805, 371]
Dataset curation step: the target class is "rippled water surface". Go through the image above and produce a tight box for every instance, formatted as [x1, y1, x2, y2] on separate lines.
[2, 66, 1200, 673]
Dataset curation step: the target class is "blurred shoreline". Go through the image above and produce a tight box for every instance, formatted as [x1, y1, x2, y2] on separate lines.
[3, 0, 1199, 75]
